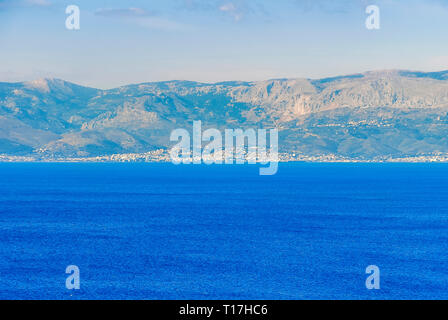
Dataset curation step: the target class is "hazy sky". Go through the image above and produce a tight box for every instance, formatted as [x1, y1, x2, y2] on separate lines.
[1, 0, 448, 88]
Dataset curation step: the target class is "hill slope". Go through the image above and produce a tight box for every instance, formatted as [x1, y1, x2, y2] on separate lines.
[2, 70, 448, 160]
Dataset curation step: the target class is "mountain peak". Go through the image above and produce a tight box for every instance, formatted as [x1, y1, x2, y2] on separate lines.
[22, 78, 74, 92]
[20, 78, 101, 97]
[24, 78, 52, 92]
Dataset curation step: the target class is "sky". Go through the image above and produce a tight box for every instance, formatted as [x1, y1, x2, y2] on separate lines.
[1, 0, 448, 89]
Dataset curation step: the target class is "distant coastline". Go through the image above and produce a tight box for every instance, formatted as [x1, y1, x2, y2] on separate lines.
[2, 150, 448, 163]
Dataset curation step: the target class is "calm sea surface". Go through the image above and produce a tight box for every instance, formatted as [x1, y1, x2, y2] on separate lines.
[0, 163, 447, 299]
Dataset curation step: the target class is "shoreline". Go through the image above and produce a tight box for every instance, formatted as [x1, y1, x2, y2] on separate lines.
[3, 150, 448, 164]
[2, 159, 448, 164]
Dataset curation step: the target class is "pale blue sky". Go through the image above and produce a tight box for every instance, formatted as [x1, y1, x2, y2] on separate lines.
[1, 0, 448, 88]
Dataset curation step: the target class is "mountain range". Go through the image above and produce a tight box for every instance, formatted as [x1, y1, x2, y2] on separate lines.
[2, 70, 448, 160]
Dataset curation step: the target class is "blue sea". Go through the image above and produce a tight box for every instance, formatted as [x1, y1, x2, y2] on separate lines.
[0, 163, 447, 300]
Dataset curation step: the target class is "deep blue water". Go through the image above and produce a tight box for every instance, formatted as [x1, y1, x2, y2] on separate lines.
[0, 163, 447, 300]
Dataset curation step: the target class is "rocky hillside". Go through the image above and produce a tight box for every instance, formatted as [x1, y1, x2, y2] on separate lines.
[2, 70, 448, 159]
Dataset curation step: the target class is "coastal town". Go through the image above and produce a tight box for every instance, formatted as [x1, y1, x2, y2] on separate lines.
[2, 150, 448, 163]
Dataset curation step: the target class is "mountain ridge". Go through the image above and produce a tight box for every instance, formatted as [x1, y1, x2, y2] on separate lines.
[4, 68, 448, 90]
[2, 69, 448, 160]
